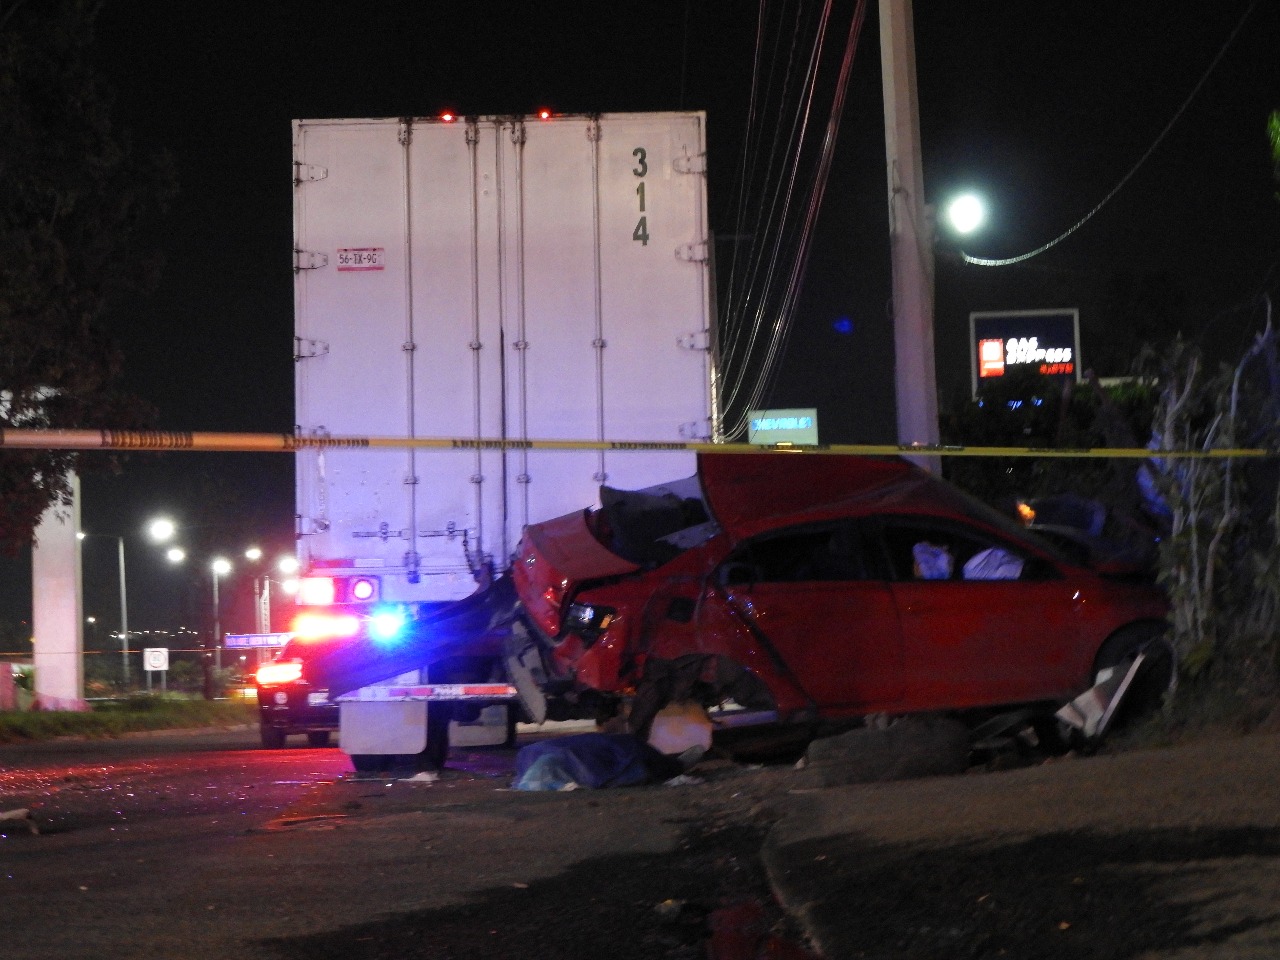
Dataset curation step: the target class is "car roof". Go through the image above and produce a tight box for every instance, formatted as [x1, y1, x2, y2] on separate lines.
[696, 452, 1034, 545]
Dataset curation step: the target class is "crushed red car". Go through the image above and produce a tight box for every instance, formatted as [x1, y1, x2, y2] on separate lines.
[512, 453, 1172, 743]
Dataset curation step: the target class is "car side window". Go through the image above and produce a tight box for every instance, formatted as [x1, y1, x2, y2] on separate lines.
[878, 521, 1048, 582]
[722, 522, 874, 584]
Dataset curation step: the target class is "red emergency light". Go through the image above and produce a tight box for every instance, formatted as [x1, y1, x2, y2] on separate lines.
[255, 661, 303, 686]
[291, 612, 361, 641]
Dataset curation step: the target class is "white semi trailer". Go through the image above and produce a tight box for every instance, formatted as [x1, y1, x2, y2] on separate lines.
[290, 112, 716, 768]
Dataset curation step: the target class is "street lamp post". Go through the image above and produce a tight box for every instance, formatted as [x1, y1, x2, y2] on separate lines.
[77, 531, 132, 690]
[157, 531, 289, 676]
[116, 536, 129, 687]
[211, 557, 231, 672]
[255, 556, 300, 634]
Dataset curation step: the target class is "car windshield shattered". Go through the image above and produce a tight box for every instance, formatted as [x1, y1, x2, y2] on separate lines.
[592, 475, 719, 567]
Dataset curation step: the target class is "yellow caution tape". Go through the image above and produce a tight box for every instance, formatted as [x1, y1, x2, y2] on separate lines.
[0, 428, 1272, 460]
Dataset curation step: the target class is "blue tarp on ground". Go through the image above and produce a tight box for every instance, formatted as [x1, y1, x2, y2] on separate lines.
[512, 733, 682, 791]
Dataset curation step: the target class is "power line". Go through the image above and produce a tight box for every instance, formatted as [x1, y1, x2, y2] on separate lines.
[962, 0, 1259, 268]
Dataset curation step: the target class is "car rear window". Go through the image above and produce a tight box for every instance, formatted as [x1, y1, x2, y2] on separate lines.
[595, 478, 714, 567]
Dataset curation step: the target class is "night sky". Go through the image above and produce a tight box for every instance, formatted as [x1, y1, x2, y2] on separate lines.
[2, 0, 1278, 639]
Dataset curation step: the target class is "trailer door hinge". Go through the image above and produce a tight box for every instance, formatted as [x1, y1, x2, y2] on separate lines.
[679, 420, 711, 440]
[677, 330, 710, 351]
[294, 337, 330, 361]
[673, 152, 707, 175]
[294, 249, 329, 272]
[675, 241, 709, 263]
[293, 163, 328, 185]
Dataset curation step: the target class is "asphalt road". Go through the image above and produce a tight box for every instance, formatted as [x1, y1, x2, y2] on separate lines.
[4, 724, 1280, 959]
[0, 727, 798, 960]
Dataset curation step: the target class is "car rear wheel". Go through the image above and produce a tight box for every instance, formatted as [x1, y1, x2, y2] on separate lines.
[306, 730, 331, 748]
[260, 724, 287, 749]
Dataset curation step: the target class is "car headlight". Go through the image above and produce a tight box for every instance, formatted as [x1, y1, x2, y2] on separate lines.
[566, 602, 615, 633]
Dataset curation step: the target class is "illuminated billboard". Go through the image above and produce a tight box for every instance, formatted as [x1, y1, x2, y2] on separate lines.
[748, 408, 819, 446]
[969, 309, 1081, 395]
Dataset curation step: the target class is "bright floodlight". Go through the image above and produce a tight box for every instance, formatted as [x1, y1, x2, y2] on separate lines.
[945, 193, 986, 235]
[166, 547, 186, 564]
[148, 518, 176, 542]
[245, 546, 263, 562]
[278, 556, 300, 575]
[211, 557, 232, 576]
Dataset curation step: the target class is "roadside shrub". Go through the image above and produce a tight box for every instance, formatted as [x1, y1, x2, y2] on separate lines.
[0, 696, 254, 743]
[1140, 313, 1280, 713]
[943, 310, 1280, 725]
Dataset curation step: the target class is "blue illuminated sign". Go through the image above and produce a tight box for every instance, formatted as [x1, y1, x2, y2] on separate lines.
[224, 633, 292, 649]
[747, 408, 820, 446]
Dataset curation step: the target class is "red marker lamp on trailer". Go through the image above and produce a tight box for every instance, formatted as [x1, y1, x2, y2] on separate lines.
[297, 575, 381, 605]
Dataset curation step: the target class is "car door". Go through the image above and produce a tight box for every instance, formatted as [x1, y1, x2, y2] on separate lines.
[716, 520, 905, 714]
[876, 517, 1085, 710]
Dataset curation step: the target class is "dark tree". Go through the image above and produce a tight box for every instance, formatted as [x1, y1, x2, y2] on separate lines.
[0, 0, 174, 549]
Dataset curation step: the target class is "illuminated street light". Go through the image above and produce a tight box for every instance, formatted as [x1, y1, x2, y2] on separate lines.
[161, 537, 270, 672]
[944, 193, 986, 235]
[148, 517, 176, 543]
[77, 518, 173, 690]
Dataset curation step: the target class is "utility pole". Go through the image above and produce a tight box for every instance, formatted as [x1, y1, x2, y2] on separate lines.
[117, 536, 130, 688]
[879, 0, 940, 472]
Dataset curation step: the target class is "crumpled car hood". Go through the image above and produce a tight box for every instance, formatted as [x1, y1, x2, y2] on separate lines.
[697, 452, 1015, 543]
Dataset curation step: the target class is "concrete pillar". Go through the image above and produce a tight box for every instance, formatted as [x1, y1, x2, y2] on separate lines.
[32, 473, 88, 711]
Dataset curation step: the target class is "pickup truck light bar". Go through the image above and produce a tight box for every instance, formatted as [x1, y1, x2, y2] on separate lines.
[335, 683, 519, 703]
